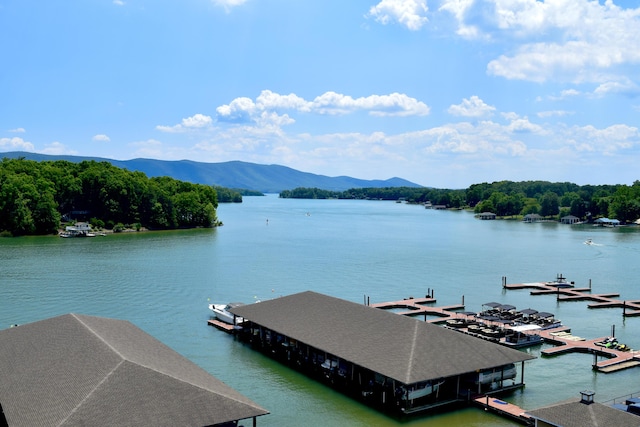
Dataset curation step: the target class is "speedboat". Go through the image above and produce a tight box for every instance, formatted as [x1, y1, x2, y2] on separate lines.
[208, 302, 245, 325]
[584, 238, 593, 245]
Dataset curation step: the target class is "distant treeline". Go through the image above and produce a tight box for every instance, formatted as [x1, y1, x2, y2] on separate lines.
[0, 158, 241, 236]
[280, 180, 640, 223]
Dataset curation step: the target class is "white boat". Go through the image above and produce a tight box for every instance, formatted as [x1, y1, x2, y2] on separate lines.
[546, 273, 573, 288]
[208, 302, 245, 325]
[584, 238, 594, 245]
[402, 380, 444, 401]
[476, 363, 516, 385]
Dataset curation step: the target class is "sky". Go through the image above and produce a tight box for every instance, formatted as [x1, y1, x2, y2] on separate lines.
[1, 0, 640, 188]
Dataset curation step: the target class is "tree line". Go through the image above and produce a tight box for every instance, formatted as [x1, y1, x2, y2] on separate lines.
[280, 180, 640, 223]
[0, 158, 240, 236]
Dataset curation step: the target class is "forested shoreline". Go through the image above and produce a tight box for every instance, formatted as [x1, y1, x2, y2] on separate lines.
[280, 180, 640, 224]
[0, 158, 238, 236]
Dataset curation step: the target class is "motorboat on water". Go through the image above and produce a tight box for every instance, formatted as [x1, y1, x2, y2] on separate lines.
[546, 273, 574, 288]
[208, 302, 245, 325]
[584, 238, 594, 245]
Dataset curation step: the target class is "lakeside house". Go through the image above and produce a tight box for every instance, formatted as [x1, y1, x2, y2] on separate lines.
[230, 291, 534, 416]
[560, 215, 580, 224]
[60, 222, 94, 237]
[0, 314, 269, 427]
[523, 213, 543, 223]
[594, 217, 621, 227]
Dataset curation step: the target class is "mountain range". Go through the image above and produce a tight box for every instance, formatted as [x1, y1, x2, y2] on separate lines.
[1, 151, 422, 193]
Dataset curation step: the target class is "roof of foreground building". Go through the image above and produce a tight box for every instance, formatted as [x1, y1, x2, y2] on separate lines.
[0, 313, 268, 427]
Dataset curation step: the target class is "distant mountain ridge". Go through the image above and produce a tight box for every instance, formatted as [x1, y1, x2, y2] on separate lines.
[1, 152, 422, 193]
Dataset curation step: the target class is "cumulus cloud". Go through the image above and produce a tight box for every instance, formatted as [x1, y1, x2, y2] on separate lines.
[438, 0, 640, 85]
[156, 113, 213, 133]
[0, 136, 35, 151]
[569, 124, 639, 155]
[92, 134, 111, 142]
[214, 90, 430, 127]
[448, 96, 495, 117]
[367, 0, 428, 31]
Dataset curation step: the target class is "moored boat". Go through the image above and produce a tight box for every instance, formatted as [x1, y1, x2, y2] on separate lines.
[208, 302, 245, 325]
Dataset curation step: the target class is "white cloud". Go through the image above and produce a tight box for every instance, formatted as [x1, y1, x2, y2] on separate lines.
[92, 134, 111, 142]
[537, 110, 573, 118]
[156, 113, 213, 133]
[113, 0, 125, 6]
[439, 0, 640, 85]
[568, 124, 639, 155]
[40, 141, 77, 155]
[0, 136, 35, 151]
[593, 79, 640, 97]
[9, 128, 25, 133]
[212, 0, 249, 12]
[214, 90, 430, 127]
[448, 96, 495, 117]
[368, 0, 428, 31]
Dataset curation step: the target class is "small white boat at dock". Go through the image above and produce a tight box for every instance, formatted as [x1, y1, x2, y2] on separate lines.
[208, 302, 245, 325]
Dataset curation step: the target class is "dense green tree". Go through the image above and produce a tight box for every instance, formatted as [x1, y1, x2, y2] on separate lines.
[0, 158, 225, 235]
[539, 192, 560, 217]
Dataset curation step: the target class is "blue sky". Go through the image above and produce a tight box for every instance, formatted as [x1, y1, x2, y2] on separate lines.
[2, 0, 640, 188]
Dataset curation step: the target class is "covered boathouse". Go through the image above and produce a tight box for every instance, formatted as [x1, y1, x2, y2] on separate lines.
[231, 291, 535, 416]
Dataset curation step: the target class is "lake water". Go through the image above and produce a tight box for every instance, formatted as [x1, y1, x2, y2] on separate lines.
[2, 194, 640, 426]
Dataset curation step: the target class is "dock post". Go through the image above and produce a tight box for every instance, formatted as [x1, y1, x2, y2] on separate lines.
[623, 301, 626, 317]
[462, 295, 465, 306]
[612, 324, 615, 338]
[589, 279, 592, 289]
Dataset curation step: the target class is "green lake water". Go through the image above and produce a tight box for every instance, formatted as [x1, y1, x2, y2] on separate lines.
[2, 194, 640, 426]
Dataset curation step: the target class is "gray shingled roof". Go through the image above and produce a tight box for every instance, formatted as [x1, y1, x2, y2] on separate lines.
[0, 314, 268, 427]
[231, 291, 534, 384]
[526, 399, 640, 427]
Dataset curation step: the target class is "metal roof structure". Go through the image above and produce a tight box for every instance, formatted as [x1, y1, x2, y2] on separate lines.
[232, 291, 534, 385]
[0, 314, 268, 427]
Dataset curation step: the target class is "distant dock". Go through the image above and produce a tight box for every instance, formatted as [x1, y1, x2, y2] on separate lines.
[502, 275, 640, 317]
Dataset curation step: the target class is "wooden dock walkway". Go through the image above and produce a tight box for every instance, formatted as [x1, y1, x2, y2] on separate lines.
[371, 290, 640, 373]
[504, 280, 640, 316]
[207, 318, 238, 333]
[370, 297, 465, 322]
[473, 395, 532, 425]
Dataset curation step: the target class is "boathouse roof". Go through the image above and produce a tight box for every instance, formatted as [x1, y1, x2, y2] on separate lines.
[0, 314, 269, 427]
[232, 291, 534, 385]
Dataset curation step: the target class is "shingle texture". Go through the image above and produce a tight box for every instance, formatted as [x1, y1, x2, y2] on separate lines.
[526, 399, 640, 427]
[232, 291, 534, 384]
[0, 314, 268, 427]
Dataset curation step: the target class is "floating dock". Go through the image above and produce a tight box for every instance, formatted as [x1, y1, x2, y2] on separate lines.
[472, 395, 532, 425]
[503, 276, 640, 316]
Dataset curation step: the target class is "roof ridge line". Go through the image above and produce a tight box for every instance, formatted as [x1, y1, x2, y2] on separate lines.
[57, 359, 125, 426]
[405, 321, 420, 384]
[72, 313, 127, 359]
